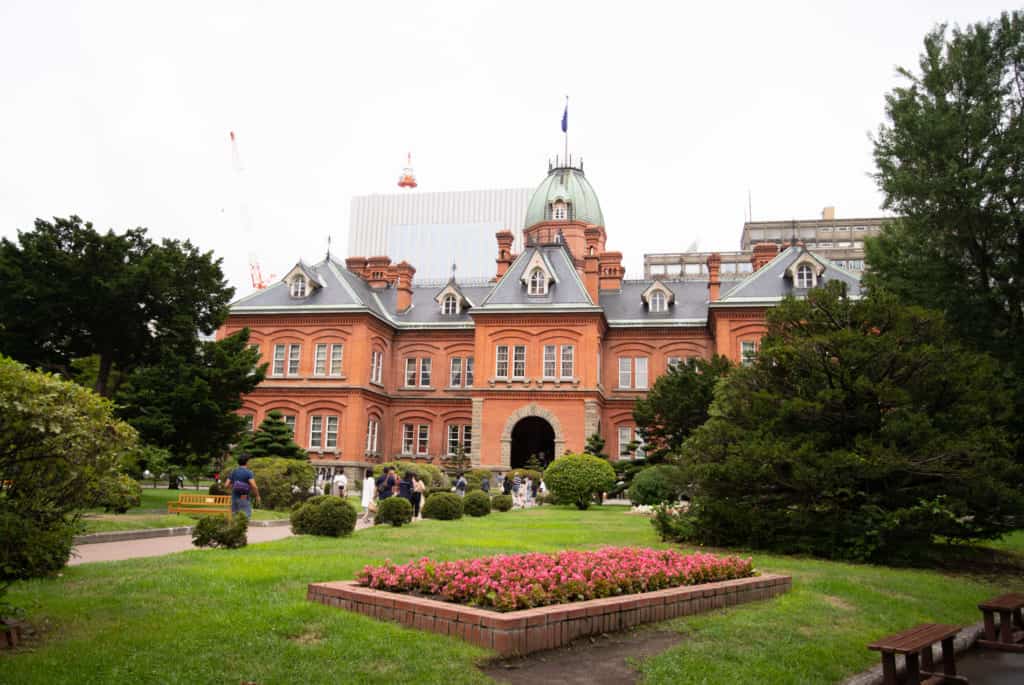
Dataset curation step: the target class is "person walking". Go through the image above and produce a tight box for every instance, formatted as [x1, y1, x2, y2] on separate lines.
[511, 472, 522, 507]
[502, 473, 512, 496]
[360, 469, 375, 521]
[411, 475, 425, 518]
[398, 471, 414, 504]
[377, 467, 396, 500]
[524, 477, 533, 506]
[333, 471, 347, 499]
[480, 475, 490, 494]
[226, 454, 260, 518]
[496, 472, 505, 494]
[455, 472, 468, 497]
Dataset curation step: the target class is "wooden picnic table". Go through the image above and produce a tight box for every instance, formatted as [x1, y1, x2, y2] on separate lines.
[868, 623, 967, 685]
[977, 592, 1024, 652]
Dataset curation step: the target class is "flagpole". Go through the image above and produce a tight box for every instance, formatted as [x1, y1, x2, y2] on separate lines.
[564, 95, 568, 166]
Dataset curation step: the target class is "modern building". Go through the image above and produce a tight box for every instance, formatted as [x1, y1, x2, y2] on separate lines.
[644, 207, 887, 278]
[347, 188, 532, 282]
[222, 161, 861, 482]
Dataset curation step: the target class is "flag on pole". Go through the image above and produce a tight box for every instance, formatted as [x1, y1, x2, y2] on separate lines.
[561, 100, 568, 133]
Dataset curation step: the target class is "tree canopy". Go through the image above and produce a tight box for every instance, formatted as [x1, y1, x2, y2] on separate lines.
[0, 216, 233, 395]
[236, 410, 306, 460]
[678, 283, 1024, 562]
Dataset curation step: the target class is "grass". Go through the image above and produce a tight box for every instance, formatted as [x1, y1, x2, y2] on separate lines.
[4, 507, 1022, 684]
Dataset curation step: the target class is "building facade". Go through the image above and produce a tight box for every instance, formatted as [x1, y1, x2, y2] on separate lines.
[222, 164, 861, 481]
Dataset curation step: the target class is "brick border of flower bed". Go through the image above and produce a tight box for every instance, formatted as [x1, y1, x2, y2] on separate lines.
[308, 573, 792, 656]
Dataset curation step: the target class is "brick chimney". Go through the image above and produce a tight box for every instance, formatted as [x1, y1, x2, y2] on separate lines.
[583, 227, 602, 303]
[495, 230, 515, 280]
[822, 206, 836, 221]
[598, 251, 624, 291]
[366, 256, 391, 289]
[706, 252, 721, 302]
[345, 257, 367, 278]
[751, 243, 779, 271]
[393, 261, 416, 313]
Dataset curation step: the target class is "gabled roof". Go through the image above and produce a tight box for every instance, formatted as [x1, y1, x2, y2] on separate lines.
[601, 280, 709, 327]
[231, 259, 361, 310]
[715, 246, 862, 305]
[282, 261, 324, 290]
[477, 244, 597, 310]
[434, 278, 475, 309]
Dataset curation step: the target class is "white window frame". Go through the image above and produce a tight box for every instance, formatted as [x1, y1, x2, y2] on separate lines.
[243, 414, 254, 433]
[447, 424, 460, 456]
[272, 344, 286, 376]
[366, 419, 379, 453]
[402, 423, 415, 455]
[462, 424, 472, 454]
[667, 356, 682, 369]
[442, 294, 458, 315]
[618, 427, 633, 459]
[650, 291, 666, 312]
[287, 344, 301, 376]
[741, 340, 758, 366]
[417, 424, 429, 455]
[618, 357, 632, 389]
[325, 416, 338, 450]
[635, 357, 649, 389]
[314, 343, 328, 376]
[495, 345, 509, 379]
[450, 357, 463, 387]
[552, 201, 567, 220]
[560, 344, 574, 379]
[309, 415, 323, 449]
[329, 344, 343, 377]
[512, 345, 526, 379]
[282, 414, 296, 435]
[543, 345, 557, 379]
[528, 268, 546, 296]
[291, 276, 306, 298]
[796, 263, 814, 288]
[419, 358, 431, 387]
[465, 356, 474, 387]
[405, 358, 417, 387]
[371, 350, 383, 384]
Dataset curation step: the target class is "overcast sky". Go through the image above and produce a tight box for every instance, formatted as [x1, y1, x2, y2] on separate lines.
[0, 1, 1011, 295]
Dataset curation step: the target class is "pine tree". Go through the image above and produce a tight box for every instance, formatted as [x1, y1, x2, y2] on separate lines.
[583, 433, 608, 460]
[238, 410, 307, 460]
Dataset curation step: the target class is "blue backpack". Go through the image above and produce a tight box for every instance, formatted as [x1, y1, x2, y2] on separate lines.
[231, 470, 251, 496]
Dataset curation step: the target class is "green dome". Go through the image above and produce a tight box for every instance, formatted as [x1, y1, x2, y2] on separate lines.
[524, 165, 604, 228]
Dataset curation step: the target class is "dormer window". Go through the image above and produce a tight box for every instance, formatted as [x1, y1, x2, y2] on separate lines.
[442, 293, 458, 315]
[641, 281, 675, 311]
[552, 201, 567, 220]
[291, 276, 307, 298]
[796, 264, 814, 288]
[650, 290, 666, 312]
[528, 268, 547, 295]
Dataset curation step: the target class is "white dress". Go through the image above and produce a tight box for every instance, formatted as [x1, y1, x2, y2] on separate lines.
[361, 477, 375, 508]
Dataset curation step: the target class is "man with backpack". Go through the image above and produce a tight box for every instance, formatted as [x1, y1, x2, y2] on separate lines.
[226, 454, 260, 517]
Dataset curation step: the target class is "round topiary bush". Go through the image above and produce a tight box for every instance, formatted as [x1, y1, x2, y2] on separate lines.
[491, 494, 513, 512]
[628, 465, 688, 505]
[290, 495, 358, 537]
[422, 492, 464, 520]
[375, 496, 413, 526]
[425, 486, 452, 498]
[463, 490, 491, 517]
[543, 453, 617, 510]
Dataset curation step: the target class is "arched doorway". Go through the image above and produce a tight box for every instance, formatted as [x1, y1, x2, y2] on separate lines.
[510, 416, 555, 470]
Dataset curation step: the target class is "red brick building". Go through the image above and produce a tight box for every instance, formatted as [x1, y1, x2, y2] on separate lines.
[219, 162, 861, 481]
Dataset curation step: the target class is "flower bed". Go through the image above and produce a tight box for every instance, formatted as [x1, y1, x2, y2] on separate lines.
[357, 547, 754, 612]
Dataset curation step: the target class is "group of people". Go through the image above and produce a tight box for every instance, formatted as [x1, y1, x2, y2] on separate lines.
[495, 471, 546, 508]
[360, 467, 427, 521]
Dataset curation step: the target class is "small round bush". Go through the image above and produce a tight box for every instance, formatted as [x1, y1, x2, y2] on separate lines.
[375, 496, 413, 526]
[95, 473, 143, 513]
[491, 494, 513, 511]
[422, 492, 464, 520]
[543, 453, 616, 510]
[192, 513, 248, 549]
[463, 490, 491, 517]
[628, 465, 688, 505]
[426, 486, 452, 498]
[208, 480, 228, 496]
[464, 468, 492, 492]
[291, 495, 357, 537]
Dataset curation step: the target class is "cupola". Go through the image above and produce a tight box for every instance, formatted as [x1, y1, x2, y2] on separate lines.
[523, 162, 604, 230]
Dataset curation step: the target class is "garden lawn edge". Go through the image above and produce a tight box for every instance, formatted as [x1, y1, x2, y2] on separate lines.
[308, 573, 791, 656]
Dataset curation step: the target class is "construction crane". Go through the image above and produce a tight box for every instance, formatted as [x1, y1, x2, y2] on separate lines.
[230, 131, 275, 289]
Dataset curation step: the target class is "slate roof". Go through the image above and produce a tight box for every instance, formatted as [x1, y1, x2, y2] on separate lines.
[228, 245, 861, 329]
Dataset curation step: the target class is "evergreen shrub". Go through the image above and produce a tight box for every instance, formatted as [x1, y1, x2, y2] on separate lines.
[422, 492, 463, 520]
[463, 490, 491, 516]
[628, 465, 688, 505]
[543, 454, 616, 510]
[491, 494, 513, 512]
[192, 513, 248, 548]
[375, 496, 413, 527]
[291, 495, 357, 536]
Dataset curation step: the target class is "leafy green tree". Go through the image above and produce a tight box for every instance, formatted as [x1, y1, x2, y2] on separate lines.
[0, 216, 233, 396]
[633, 356, 732, 462]
[679, 283, 1024, 562]
[0, 356, 137, 586]
[116, 329, 265, 479]
[868, 12, 1024, 453]
[447, 444, 471, 474]
[583, 433, 608, 460]
[236, 410, 306, 460]
[543, 453, 616, 510]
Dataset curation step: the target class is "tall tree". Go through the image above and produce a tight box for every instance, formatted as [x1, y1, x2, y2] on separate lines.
[633, 356, 732, 462]
[0, 216, 233, 395]
[868, 12, 1024, 440]
[236, 410, 307, 460]
[115, 329, 265, 476]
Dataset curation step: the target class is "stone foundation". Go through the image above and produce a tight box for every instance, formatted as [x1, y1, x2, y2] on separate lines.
[308, 573, 791, 656]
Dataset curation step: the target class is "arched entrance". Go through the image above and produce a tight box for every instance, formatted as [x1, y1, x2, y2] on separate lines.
[500, 403, 566, 468]
[510, 416, 555, 469]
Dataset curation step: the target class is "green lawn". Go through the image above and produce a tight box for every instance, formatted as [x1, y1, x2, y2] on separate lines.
[4, 507, 1022, 684]
[79, 488, 291, 533]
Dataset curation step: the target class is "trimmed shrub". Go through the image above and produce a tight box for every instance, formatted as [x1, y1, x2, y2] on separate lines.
[464, 490, 491, 517]
[425, 486, 452, 498]
[628, 465, 688, 505]
[375, 496, 413, 527]
[508, 469, 542, 484]
[208, 480, 228, 496]
[422, 492, 463, 520]
[291, 495, 357, 537]
[374, 461, 449, 490]
[464, 468, 492, 492]
[192, 513, 248, 548]
[491, 494, 513, 512]
[93, 473, 143, 513]
[543, 454, 616, 510]
[246, 457, 315, 510]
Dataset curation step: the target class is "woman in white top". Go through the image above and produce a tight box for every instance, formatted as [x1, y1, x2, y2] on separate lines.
[360, 469, 376, 521]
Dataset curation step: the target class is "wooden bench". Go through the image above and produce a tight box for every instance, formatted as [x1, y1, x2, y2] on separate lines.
[977, 592, 1024, 652]
[868, 623, 966, 685]
[167, 494, 231, 518]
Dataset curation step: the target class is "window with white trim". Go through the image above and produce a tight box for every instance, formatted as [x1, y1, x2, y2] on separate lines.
[635, 433, 646, 458]
[463, 424, 472, 454]
[667, 356, 682, 369]
[243, 414, 254, 433]
[466, 357, 474, 386]
[528, 268, 546, 295]
[741, 341, 758, 366]
[447, 424, 472, 456]
[290, 276, 306, 297]
[450, 357, 462, 387]
[618, 357, 632, 388]
[618, 426, 633, 458]
[329, 344, 343, 376]
[635, 357, 649, 389]
[370, 350, 383, 384]
[405, 358, 417, 387]
[447, 424, 460, 456]
[796, 263, 814, 288]
[309, 416, 322, 449]
[442, 294, 458, 315]
[560, 344, 574, 379]
[325, 416, 338, 450]
[495, 345, 509, 379]
[273, 344, 286, 376]
[419, 358, 431, 387]
[618, 357, 649, 389]
[552, 201, 567, 220]
[287, 344, 301, 376]
[365, 419, 379, 453]
[314, 344, 328, 376]
[543, 345, 557, 379]
[512, 345, 526, 378]
[402, 424, 415, 455]
[417, 424, 429, 455]
[650, 290, 666, 312]
[282, 414, 296, 435]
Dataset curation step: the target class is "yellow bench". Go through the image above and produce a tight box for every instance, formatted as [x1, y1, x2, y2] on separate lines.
[167, 493, 232, 518]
